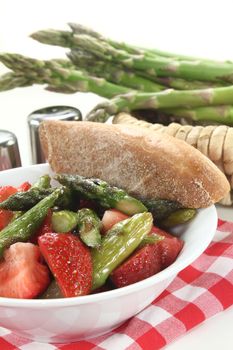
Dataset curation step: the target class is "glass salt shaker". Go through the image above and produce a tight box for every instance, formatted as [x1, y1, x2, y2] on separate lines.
[27, 106, 82, 164]
[0, 130, 21, 171]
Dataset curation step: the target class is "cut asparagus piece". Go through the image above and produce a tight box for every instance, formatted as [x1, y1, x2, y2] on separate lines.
[92, 212, 153, 290]
[51, 210, 79, 233]
[32, 174, 51, 189]
[139, 233, 164, 248]
[160, 209, 196, 228]
[55, 174, 147, 215]
[0, 188, 63, 257]
[0, 188, 54, 211]
[77, 208, 101, 248]
[0, 186, 73, 211]
[141, 198, 183, 221]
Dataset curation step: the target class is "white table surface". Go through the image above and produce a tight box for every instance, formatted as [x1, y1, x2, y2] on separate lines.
[0, 86, 232, 349]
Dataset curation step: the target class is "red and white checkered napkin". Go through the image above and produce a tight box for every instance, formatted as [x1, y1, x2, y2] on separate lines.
[0, 219, 233, 350]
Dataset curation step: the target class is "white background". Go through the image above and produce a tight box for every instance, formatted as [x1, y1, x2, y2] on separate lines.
[2, 0, 233, 165]
[0, 1, 233, 349]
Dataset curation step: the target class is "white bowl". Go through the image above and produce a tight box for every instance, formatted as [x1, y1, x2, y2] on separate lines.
[0, 164, 217, 343]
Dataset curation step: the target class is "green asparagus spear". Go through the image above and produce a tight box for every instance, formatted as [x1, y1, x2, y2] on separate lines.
[161, 105, 233, 125]
[68, 50, 164, 92]
[69, 23, 232, 67]
[51, 210, 79, 233]
[0, 175, 51, 211]
[68, 23, 144, 55]
[86, 87, 233, 123]
[0, 186, 73, 211]
[31, 28, 142, 55]
[0, 188, 63, 257]
[160, 209, 196, 228]
[45, 32, 233, 83]
[0, 72, 32, 91]
[149, 76, 227, 90]
[0, 188, 53, 211]
[0, 53, 131, 98]
[55, 174, 147, 215]
[141, 198, 183, 221]
[69, 50, 227, 92]
[77, 208, 101, 248]
[0, 188, 57, 211]
[139, 232, 164, 248]
[32, 174, 51, 189]
[31, 25, 227, 65]
[92, 212, 153, 290]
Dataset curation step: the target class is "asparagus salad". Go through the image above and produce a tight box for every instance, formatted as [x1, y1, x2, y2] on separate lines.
[0, 174, 193, 299]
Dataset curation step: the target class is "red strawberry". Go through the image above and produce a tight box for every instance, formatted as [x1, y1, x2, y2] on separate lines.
[102, 209, 183, 267]
[0, 186, 17, 202]
[30, 209, 52, 244]
[111, 242, 162, 288]
[101, 209, 129, 234]
[0, 186, 18, 231]
[0, 242, 50, 298]
[107, 210, 184, 288]
[151, 226, 184, 268]
[17, 181, 31, 192]
[0, 211, 14, 231]
[39, 233, 93, 297]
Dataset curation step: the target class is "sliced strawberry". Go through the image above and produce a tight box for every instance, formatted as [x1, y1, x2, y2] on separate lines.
[30, 209, 52, 244]
[0, 186, 17, 202]
[102, 209, 184, 266]
[0, 186, 18, 231]
[0, 210, 14, 231]
[101, 209, 129, 234]
[151, 226, 184, 268]
[38, 233, 93, 297]
[17, 181, 31, 192]
[106, 210, 184, 288]
[0, 242, 50, 298]
[111, 242, 162, 288]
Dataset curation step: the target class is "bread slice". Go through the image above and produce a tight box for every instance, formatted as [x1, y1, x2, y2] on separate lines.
[39, 120, 230, 208]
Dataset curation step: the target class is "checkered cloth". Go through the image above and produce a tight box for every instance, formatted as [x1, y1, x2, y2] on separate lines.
[0, 219, 232, 350]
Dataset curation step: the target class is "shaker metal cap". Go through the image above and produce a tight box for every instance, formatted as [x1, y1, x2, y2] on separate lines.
[28, 105, 82, 124]
[28, 105, 82, 164]
[0, 130, 21, 171]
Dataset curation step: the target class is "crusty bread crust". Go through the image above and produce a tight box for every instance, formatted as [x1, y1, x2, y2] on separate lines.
[39, 120, 230, 208]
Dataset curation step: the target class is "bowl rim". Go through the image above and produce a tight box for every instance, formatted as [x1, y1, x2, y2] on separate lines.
[0, 164, 218, 308]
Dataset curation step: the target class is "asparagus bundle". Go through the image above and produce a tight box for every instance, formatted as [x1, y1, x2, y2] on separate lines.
[2, 52, 233, 126]
[1, 23, 233, 203]
[113, 113, 233, 205]
[1, 23, 233, 126]
[31, 27, 228, 91]
[31, 27, 233, 83]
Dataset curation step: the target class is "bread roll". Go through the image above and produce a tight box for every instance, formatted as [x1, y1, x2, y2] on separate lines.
[40, 120, 230, 208]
